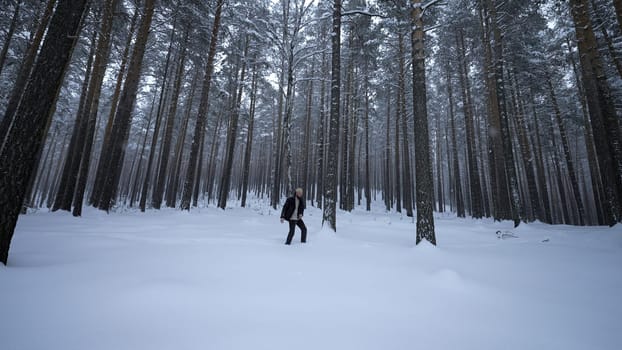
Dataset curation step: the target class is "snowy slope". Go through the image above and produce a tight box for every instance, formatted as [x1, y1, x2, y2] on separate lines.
[1, 202, 621, 350]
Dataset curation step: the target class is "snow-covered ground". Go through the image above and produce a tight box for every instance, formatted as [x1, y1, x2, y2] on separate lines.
[2, 201, 622, 350]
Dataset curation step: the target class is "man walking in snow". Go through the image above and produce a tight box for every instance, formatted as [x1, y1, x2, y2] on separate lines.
[280, 188, 307, 245]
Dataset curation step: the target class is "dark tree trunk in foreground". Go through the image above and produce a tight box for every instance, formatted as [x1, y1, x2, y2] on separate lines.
[180, 0, 224, 211]
[323, 0, 341, 231]
[0, 0, 88, 265]
[411, 2, 436, 245]
[570, 0, 622, 225]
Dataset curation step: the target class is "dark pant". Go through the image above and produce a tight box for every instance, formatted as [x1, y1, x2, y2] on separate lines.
[285, 219, 307, 244]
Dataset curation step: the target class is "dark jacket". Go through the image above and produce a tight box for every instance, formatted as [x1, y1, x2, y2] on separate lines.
[280, 195, 305, 221]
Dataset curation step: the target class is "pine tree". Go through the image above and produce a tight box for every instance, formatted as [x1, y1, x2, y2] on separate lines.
[323, 0, 341, 231]
[411, 1, 436, 245]
[0, 0, 89, 265]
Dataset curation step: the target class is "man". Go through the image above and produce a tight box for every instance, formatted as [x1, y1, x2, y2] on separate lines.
[280, 188, 307, 245]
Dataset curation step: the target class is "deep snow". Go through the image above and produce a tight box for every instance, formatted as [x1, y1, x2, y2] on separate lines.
[1, 201, 622, 350]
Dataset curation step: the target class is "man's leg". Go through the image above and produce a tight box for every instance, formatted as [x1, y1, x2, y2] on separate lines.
[297, 220, 307, 243]
[285, 221, 296, 245]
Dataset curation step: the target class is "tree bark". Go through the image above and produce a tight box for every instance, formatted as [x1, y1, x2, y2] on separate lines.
[398, 32, 413, 217]
[411, 2, 436, 245]
[322, 0, 341, 231]
[0, 0, 88, 265]
[570, 0, 622, 225]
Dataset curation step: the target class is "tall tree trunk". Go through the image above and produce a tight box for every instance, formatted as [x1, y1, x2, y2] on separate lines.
[384, 90, 392, 211]
[547, 76, 586, 225]
[270, 1, 291, 209]
[241, 64, 259, 208]
[52, 26, 98, 212]
[315, 51, 327, 209]
[364, 66, 371, 212]
[139, 19, 178, 212]
[166, 71, 197, 207]
[72, 0, 120, 217]
[0, 0, 88, 265]
[436, 113, 444, 213]
[411, 2, 436, 245]
[530, 94, 553, 224]
[192, 124, 207, 207]
[479, 1, 512, 223]
[445, 59, 465, 218]
[394, 90, 401, 213]
[153, 27, 189, 210]
[180, 0, 224, 211]
[456, 28, 483, 219]
[129, 95, 157, 207]
[566, 37, 605, 225]
[206, 104, 225, 204]
[509, 69, 538, 223]
[89, 8, 138, 206]
[322, 0, 341, 231]
[488, 0, 521, 225]
[302, 64, 314, 197]
[218, 38, 249, 209]
[398, 32, 413, 217]
[340, 57, 351, 210]
[570, 0, 622, 224]
[96, 0, 155, 212]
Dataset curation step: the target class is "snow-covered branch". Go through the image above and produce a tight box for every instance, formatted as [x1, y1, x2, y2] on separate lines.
[341, 9, 387, 19]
